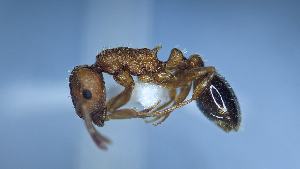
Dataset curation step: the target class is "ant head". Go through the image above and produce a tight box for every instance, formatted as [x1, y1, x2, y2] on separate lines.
[69, 65, 106, 126]
[194, 74, 241, 132]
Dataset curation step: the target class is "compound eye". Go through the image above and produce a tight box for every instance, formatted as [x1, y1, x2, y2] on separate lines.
[82, 89, 92, 99]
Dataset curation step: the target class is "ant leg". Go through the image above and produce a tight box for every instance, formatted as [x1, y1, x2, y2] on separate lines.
[147, 83, 192, 125]
[188, 67, 216, 99]
[154, 88, 176, 111]
[106, 84, 176, 122]
[106, 71, 134, 112]
[105, 101, 160, 120]
[142, 71, 191, 124]
[149, 67, 216, 125]
[156, 66, 216, 88]
[170, 69, 192, 104]
[106, 79, 177, 123]
[175, 83, 192, 104]
[157, 84, 192, 123]
[144, 88, 176, 123]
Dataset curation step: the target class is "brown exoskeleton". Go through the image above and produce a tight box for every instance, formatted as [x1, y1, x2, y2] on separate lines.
[69, 46, 241, 150]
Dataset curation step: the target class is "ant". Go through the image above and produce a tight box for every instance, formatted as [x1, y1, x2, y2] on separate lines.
[69, 46, 241, 150]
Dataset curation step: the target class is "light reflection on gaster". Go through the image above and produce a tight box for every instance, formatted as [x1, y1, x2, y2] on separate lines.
[210, 85, 228, 114]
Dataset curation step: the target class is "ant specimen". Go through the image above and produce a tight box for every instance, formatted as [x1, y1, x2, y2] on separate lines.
[69, 46, 241, 150]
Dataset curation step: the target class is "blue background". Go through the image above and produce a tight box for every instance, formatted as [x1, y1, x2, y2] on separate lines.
[0, 0, 299, 169]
